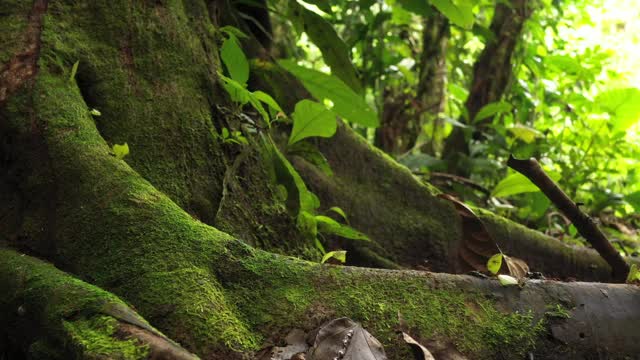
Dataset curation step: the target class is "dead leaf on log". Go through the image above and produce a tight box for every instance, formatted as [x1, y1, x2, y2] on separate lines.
[503, 255, 529, 280]
[400, 332, 435, 360]
[438, 194, 499, 273]
[439, 194, 530, 278]
[256, 329, 309, 360]
[307, 317, 387, 360]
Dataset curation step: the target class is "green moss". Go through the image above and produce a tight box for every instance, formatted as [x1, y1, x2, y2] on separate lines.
[0, 0, 31, 64]
[322, 269, 543, 359]
[64, 315, 149, 359]
[40, 0, 226, 223]
[221, 243, 319, 336]
[0, 249, 153, 359]
[6, 63, 255, 354]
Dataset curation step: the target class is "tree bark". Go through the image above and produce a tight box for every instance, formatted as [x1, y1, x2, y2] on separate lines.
[1, 1, 638, 359]
[374, 11, 449, 155]
[442, 0, 535, 173]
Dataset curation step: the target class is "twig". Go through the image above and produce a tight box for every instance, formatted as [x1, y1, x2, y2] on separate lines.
[415, 171, 491, 195]
[507, 155, 629, 282]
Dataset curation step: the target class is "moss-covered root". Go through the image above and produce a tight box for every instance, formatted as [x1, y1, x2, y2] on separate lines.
[219, 242, 640, 359]
[0, 248, 198, 360]
[292, 122, 618, 281]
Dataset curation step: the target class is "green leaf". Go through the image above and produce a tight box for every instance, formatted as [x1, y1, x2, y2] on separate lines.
[220, 35, 249, 84]
[278, 60, 379, 127]
[487, 253, 503, 275]
[625, 191, 640, 212]
[252, 90, 283, 115]
[218, 72, 252, 104]
[595, 88, 640, 131]
[287, 141, 334, 176]
[321, 250, 347, 264]
[430, 0, 474, 29]
[508, 124, 542, 143]
[289, 100, 337, 145]
[290, 2, 362, 93]
[218, 73, 271, 124]
[89, 108, 102, 117]
[498, 274, 518, 286]
[396, 0, 432, 17]
[266, 136, 320, 214]
[315, 215, 370, 241]
[472, 24, 496, 44]
[297, 210, 318, 240]
[626, 264, 640, 284]
[112, 143, 129, 160]
[69, 60, 79, 82]
[474, 101, 512, 123]
[492, 171, 561, 198]
[328, 206, 348, 222]
[219, 26, 249, 39]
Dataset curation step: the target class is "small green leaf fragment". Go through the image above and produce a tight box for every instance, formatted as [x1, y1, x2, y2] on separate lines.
[321, 250, 347, 264]
[627, 264, 640, 284]
[89, 108, 102, 117]
[315, 215, 369, 241]
[474, 101, 513, 123]
[508, 124, 542, 143]
[329, 207, 348, 222]
[487, 253, 503, 275]
[498, 274, 518, 286]
[112, 143, 129, 160]
[69, 60, 79, 82]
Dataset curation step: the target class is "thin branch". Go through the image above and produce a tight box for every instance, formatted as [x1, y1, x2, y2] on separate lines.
[507, 155, 629, 282]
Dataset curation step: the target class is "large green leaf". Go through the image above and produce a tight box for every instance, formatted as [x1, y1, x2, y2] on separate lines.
[595, 88, 640, 132]
[508, 124, 542, 143]
[492, 171, 561, 198]
[625, 191, 640, 212]
[278, 60, 379, 127]
[396, 0, 433, 16]
[290, 1, 362, 93]
[315, 215, 370, 241]
[220, 35, 249, 84]
[474, 101, 512, 123]
[289, 100, 337, 145]
[430, 0, 474, 29]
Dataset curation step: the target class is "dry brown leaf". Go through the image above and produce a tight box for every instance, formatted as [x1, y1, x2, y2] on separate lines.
[401, 332, 436, 360]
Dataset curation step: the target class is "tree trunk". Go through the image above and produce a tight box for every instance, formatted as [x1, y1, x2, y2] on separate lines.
[374, 11, 449, 155]
[1, 1, 638, 359]
[442, 0, 535, 173]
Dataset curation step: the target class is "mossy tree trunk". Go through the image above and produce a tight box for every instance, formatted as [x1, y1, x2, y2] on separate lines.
[1, 1, 639, 359]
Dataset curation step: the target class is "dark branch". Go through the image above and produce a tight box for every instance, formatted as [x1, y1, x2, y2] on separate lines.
[507, 155, 629, 282]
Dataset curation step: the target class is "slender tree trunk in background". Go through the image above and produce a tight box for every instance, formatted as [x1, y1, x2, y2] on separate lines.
[1, 1, 639, 359]
[374, 11, 449, 155]
[416, 12, 449, 155]
[442, 0, 535, 174]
